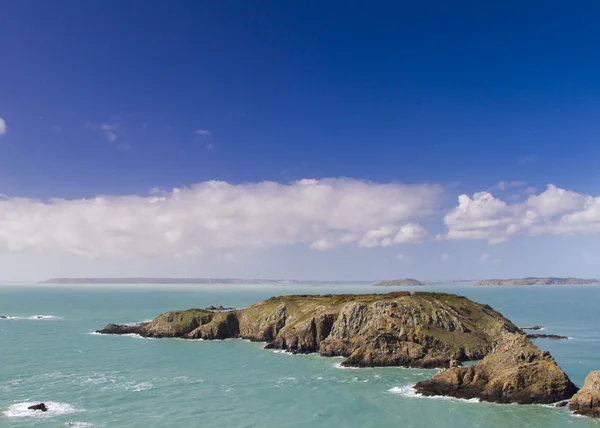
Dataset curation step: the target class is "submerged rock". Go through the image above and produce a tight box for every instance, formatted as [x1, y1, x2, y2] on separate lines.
[413, 334, 578, 404]
[569, 371, 600, 418]
[27, 403, 47, 412]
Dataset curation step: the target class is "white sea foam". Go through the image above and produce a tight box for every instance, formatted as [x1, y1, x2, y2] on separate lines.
[88, 332, 153, 340]
[3, 401, 81, 418]
[65, 423, 93, 427]
[388, 385, 480, 403]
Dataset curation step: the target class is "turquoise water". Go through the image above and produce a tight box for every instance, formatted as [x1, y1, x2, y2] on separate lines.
[1, 283, 600, 427]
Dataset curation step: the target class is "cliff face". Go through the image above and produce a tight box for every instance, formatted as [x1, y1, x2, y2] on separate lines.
[414, 333, 578, 404]
[569, 371, 600, 417]
[99, 292, 521, 368]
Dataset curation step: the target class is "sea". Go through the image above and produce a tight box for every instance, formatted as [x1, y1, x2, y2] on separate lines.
[1, 282, 599, 428]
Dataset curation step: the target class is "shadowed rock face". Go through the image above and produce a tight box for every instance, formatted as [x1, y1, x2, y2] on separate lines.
[569, 371, 600, 417]
[414, 334, 578, 404]
[98, 292, 521, 368]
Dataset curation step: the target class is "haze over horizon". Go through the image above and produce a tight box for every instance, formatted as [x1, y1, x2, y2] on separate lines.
[2, 2, 600, 281]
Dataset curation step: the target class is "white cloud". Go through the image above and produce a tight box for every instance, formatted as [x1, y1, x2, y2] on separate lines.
[195, 129, 212, 136]
[396, 253, 411, 262]
[496, 180, 525, 190]
[480, 253, 490, 262]
[0, 117, 6, 135]
[441, 253, 449, 261]
[0, 178, 442, 259]
[441, 184, 600, 243]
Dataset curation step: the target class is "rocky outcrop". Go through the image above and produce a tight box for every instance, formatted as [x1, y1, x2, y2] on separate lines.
[374, 279, 425, 286]
[414, 334, 578, 404]
[27, 403, 47, 412]
[569, 371, 600, 418]
[98, 292, 522, 368]
[476, 277, 599, 286]
[527, 333, 569, 340]
[522, 325, 544, 330]
[99, 292, 578, 404]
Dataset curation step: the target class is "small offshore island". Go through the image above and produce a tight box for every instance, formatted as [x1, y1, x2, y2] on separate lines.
[373, 278, 425, 286]
[98, 291, 599, 416]
[476, 277, 600, 286]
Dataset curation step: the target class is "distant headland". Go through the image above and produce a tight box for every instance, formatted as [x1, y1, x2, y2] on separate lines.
[373, 278, 425, 286]
[41, 277, 302, 285]
[476, 277, 600, 286]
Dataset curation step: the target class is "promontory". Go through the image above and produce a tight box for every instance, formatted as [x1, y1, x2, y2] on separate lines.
[98, 291, 585, 407]
[476, 277, 599, 286]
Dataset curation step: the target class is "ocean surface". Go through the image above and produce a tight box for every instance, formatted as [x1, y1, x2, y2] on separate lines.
[1, 282, 600, 428]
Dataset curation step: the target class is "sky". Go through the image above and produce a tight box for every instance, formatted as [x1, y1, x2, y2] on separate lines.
[1, 1, 600, 281]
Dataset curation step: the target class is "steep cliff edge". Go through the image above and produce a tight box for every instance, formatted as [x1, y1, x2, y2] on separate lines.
[413, 333, 578, 404]
[569, 371, 600, 417]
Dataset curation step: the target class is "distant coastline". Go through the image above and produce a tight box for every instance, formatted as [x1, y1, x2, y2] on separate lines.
[476, 277, 600, 286]
[40, 277, 303, 285]
[373, 278, 425, 286]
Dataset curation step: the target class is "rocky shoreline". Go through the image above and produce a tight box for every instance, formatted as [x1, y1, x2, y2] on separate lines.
[98, 291, 598, 416]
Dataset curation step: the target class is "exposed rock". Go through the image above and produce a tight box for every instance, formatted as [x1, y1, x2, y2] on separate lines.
[527, 334, 569, 340]
[414, 334, 578, 404]
[98, 292, 521, 368]
[522, 325, 544, 330]
[374, 279, 425, 286]
[0, 315, 8, 319]
[206, 305, 236, 311]
[476, 277, 599, 286]
[554, 400, 569, 408]
[569, 371, 600, 418]
[27, 403, 47, 412]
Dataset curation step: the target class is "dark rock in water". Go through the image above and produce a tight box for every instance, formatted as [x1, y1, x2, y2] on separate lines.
[28, 403, 47, 412]
[554, 400, 569, 408]
[569, 371, 600, 418]
[414, 334, 578, 404]
[522, 325, 544, 331]
[527, 334, 569, 340]
[0, 316, 8, 319]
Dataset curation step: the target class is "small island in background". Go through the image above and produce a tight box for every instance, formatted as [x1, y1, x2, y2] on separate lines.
[373, 278, 425, 286]
[476, 277, 600, 286]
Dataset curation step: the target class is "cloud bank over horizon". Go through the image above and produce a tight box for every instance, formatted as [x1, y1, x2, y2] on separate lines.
[0, 178, 441, 259]
[1, 179, 600, 264]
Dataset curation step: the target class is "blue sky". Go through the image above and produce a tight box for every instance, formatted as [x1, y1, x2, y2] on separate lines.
[1, 1, 600, 281]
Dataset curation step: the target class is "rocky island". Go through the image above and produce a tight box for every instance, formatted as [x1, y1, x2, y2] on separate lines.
[98, 291, 594, 412]
[476, 277, 600, 286]
[373, 278, 425, 286]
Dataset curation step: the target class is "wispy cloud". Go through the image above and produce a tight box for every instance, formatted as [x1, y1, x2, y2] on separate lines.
[441, 253, 449, 262]
[519, 155, 536, 165]
[480, 253, 490, 262]
[195, 129, 212, 136]
[397, 253, 412, 262]
[100, 123, 118, 142]
[0, 117, 6, 136]
[496, 180, 526, 190]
